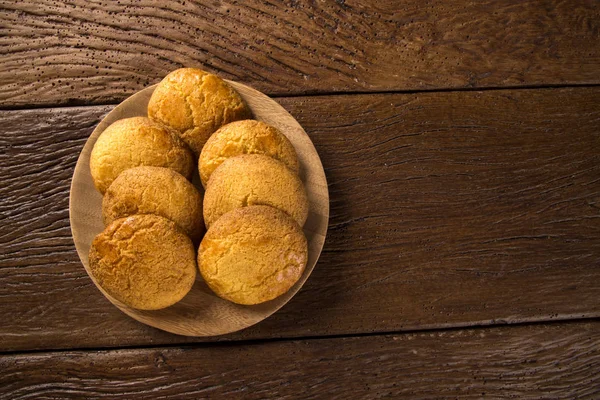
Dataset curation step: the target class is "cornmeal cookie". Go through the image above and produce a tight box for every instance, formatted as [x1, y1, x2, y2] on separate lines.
[203, 154, 309, 228]
[148, 68, 252, 155]
[102, 166, 204, 243]
[199, 119, 300, 187]
[90, 117, 194, 194]
[88, 214, 197, 310]
[199, 205, 308, 305]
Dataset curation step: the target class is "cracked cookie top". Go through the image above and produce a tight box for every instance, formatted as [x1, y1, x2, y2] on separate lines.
[102, 166, 204, 243]
[148, 68, 252, 155]
[199, 119, 300, 188]
[199, 205, 307, 305]
[89, 214, 197, 310]
[90, 116, 194, 194]
[203, 154, 308, 228]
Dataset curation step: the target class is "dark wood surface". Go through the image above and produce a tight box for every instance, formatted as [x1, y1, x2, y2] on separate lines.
[1, 0, 599, 107]
[1, 0, 599, 397]
[1, 88, 599, 352]
[2, 321, 598, 399]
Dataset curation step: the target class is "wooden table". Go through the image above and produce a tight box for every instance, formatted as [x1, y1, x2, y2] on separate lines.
[1, 1, 599, 398]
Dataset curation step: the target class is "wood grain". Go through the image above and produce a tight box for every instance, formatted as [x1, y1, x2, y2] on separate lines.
[69, 82, 329, 336]
[1, 321, 599, 399]
[1, 0, 600, 107]
[1, 87, 600, 352]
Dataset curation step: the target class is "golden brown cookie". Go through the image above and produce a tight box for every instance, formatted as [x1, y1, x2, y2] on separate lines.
[203, 154, 309, 228]
[199, 205, 307, 305]
[148, 68, 252, 155]
[88, 214, 197, 310]
[102, 166, 204, 243]
[89, 117, 194, 194]
[199, 119, 300, 187]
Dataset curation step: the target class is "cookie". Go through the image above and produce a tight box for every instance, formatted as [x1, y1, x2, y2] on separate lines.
[199, 119, 300, 187]
[88, 214, 197, 310]
[148, 68, 252, 155]
[199, 205, 307, 305]
[203, 154, 309, 228]
[102, 166, 204, 243]
[89, 117, 194, 194]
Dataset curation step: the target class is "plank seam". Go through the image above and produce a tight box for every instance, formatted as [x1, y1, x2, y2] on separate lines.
[1, 83, 600, 111]
[1, 315, 598, 357]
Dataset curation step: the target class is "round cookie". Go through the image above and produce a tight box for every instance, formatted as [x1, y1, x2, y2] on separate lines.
[102, 166, 204, 243]
[199, 119, 300, 187]
[88, 214, 197, 310]
[148, 68, 252, 155]
[90, 117, 194, 194]
[199, 205, 308, 305]
[203, 154, 309, 228]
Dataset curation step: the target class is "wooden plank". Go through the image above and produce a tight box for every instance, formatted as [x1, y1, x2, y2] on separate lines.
[1, 321, 598, 399]
[1, 87, 599, 352]
[1, 0, 600, 107]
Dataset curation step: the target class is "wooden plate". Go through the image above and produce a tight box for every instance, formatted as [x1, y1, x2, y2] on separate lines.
[69, 81, 329, 336]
